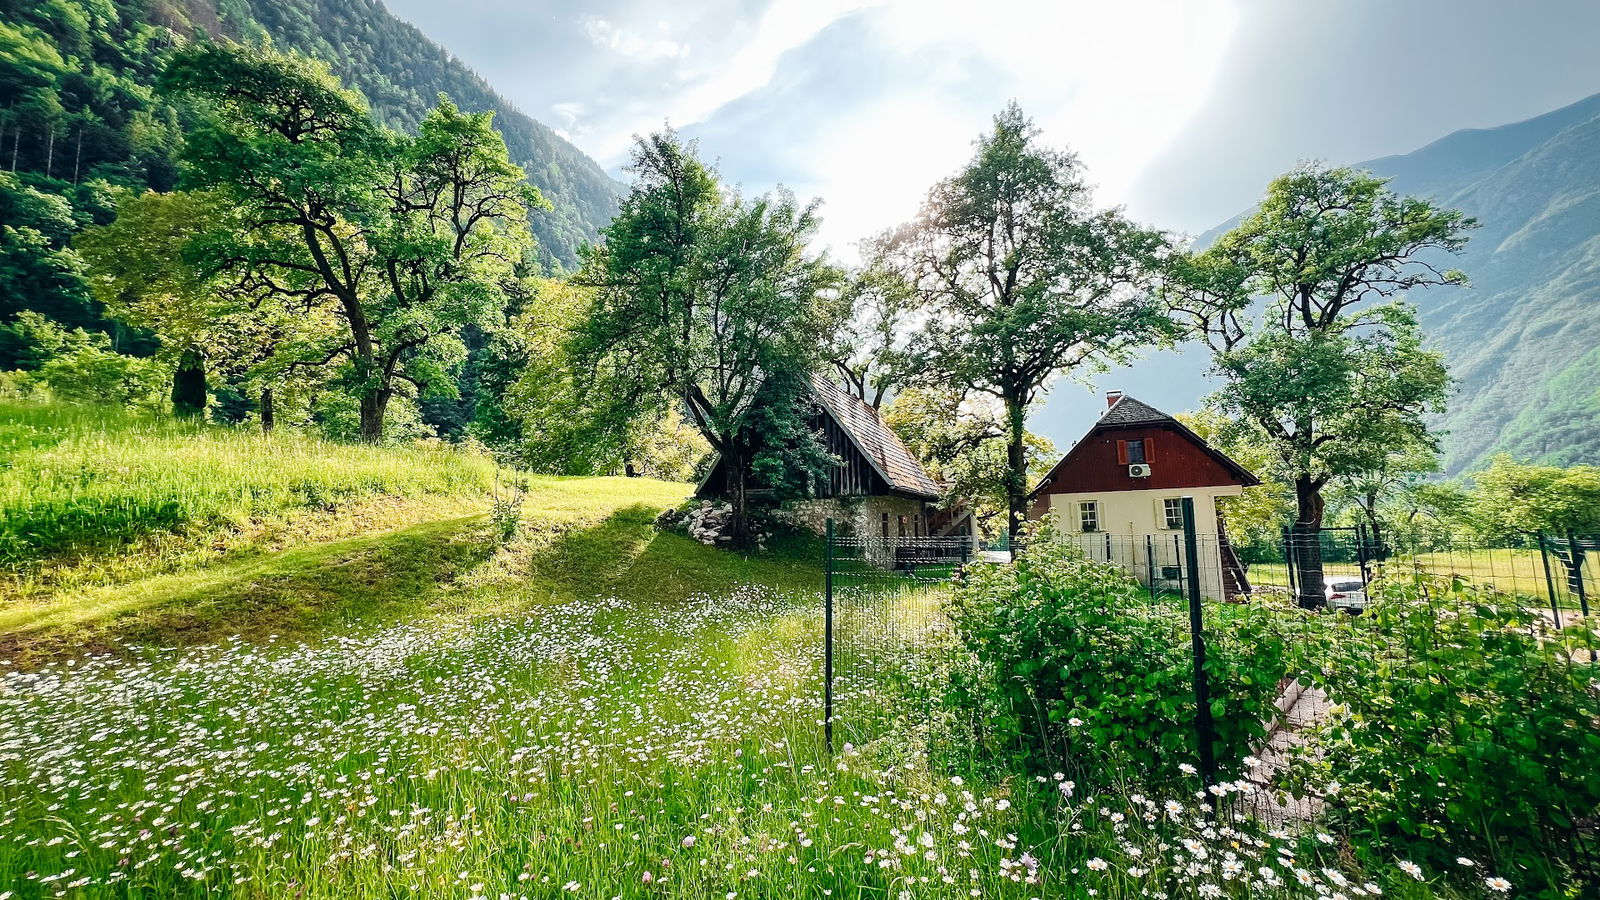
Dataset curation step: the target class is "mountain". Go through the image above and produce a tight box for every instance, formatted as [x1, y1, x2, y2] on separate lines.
[1190, 91, 1600, 475]
[0, 0, 620, 274]
[172, 0, 624, 270]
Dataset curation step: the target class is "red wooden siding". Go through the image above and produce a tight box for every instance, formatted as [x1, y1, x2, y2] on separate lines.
[1029, 423, 1248, 518]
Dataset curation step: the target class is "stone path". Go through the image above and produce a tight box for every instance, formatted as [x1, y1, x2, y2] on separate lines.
[1240, 679, 1331, 822]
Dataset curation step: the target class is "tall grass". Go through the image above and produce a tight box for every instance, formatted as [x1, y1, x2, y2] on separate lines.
[0, 577, 1479, 899]
[0, 402, 498, 567]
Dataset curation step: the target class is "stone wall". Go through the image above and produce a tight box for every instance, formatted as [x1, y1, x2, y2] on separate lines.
[787, 495, 929, 539]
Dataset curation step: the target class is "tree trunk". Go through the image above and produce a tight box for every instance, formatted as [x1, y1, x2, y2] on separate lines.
[1292, 475, 1327, 609]
[358, 390, 389, 443]
[723, 440, 753, 550]
[259, 387, 275, 434]
[1004, 395, 1028, 560]
[171, 347, 207, 418]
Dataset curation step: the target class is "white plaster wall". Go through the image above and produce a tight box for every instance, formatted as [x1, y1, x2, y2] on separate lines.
[1041, 487, 1242, 600]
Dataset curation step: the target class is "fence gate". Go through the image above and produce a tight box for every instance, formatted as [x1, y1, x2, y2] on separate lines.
[822, 519, 974, 751]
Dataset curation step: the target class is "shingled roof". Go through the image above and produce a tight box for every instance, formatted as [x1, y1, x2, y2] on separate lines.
[808, 375, 942, 499]
[1098, 394, 1171, 426]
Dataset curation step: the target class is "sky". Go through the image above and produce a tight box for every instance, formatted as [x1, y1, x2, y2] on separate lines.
[384, 0, 1600, 446]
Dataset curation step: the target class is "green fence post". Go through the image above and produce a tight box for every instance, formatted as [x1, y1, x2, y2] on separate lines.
[824, 518, 835, 754]
[1538, 532, 1562, 629]
[1181, 497, 1218, 804]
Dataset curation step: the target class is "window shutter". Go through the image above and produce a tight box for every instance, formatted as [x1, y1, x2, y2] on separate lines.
[1145, 437, 1156, 463]
[1116, 440, 1128, 465]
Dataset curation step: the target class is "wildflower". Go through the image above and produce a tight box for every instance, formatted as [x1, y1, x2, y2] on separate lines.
[1087, 857, 1108, 871]
[641, 871, 653, 884]
[681, 836, 695, 849]
[563, 882, 580, 892]
[1179, 763, 1197, 776]
[1398, 861, 1422, 880]
[1067, 717, 1083, 727]
[1485, 877, 1511, 893]
[1456, 857, 1476, 867]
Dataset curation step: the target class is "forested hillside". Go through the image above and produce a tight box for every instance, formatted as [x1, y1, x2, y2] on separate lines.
[1196, 91, 1600, 474]
[1374, 96, 1600, 473]
[0, 0, 618, 358]
[197, 0, 622, 270]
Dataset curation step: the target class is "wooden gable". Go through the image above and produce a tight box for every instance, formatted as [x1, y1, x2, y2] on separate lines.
[695, 376, 941, 502]
[1028, 396, 1258, 517]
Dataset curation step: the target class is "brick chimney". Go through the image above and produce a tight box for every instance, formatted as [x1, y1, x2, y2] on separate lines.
[1106, 390, 1124, 408]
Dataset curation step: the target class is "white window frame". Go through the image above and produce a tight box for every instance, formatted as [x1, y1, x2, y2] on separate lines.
[1079, 500, 1099, 533]
[1161, 497, 1185, 531]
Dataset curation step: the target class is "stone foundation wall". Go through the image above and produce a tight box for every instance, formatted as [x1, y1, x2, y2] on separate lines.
[787, 495, 929, 539]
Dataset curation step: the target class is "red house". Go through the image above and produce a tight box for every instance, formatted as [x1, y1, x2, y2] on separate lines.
[1028, 392, 1258, 598]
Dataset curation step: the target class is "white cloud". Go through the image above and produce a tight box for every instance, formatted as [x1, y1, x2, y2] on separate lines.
[873, 0, 1236, 223]
[586, 0, 879, 161]
[556, 0, 1239, 256]
[581, 16, 691, 62]
[550, 101, 586, 125]
[790, 0, 1239, 256]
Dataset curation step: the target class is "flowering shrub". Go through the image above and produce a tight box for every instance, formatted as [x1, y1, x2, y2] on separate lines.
[1287, 572, 1600, 893]
[945, 536, 1290, 790]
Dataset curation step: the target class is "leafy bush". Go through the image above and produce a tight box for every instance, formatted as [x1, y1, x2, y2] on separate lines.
[945, 535, 1289, 790]
[1, 311, 163, 408]
[1289, 573, 1600, 893]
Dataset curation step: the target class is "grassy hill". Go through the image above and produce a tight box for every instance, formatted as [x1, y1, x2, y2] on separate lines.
[0, 402, 822, 666]
[0, 404, 1531, 899]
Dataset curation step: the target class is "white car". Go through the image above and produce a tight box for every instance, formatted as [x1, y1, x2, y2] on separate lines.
[1325, 577, 1367, 613]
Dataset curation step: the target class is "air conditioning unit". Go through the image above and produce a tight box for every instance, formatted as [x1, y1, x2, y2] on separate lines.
[1128, 463, 1151, 478]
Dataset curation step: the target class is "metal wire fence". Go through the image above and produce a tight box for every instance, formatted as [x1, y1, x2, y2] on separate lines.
[822, 527, 976, 751]
[820, 510, 1600, 883]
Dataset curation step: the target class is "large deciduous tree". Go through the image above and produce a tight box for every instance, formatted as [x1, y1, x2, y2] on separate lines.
[572, 131, 838, 547]
[827, 260, 915, 408]
[1168, 164, 1471, 607]
[1471, 455, 1600, 600]
[1326, 440, 1440, 552]
[883, 386, 1055, 539]
[161, 43, 540, 442]
[887, 103, 1172, 547]
[78, 188, 338, 427]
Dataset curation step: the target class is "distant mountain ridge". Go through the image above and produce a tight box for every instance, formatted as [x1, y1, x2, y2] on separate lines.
[173, 0, 623, 270]
[1194, 91, 1600, 474]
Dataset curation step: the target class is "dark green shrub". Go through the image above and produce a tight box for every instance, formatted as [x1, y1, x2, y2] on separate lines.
[945, 536, 1289, 790]
[1289, 573, 1600, 895]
